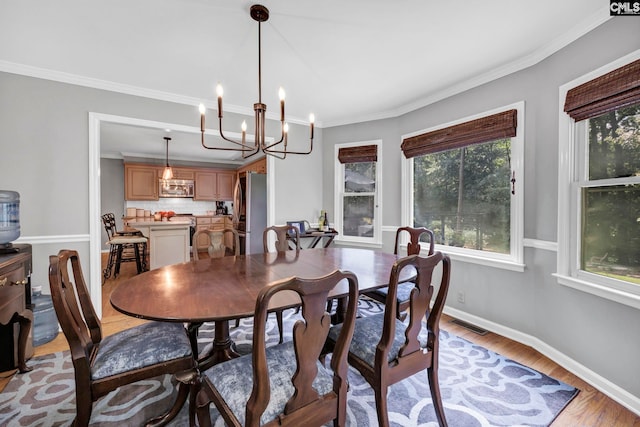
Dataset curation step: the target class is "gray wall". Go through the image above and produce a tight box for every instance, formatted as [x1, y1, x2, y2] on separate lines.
[0, 71, 323, 292]
[323, 18, 640, 406]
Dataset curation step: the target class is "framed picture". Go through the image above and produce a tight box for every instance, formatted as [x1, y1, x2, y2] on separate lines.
[286, 220, 306, 235]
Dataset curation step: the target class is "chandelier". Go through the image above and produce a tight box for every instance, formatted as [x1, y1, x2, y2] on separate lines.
[199, 4, 314, 160]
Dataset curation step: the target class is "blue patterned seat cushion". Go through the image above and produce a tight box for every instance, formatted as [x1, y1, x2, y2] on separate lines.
[92, 322, 192, 380]
[370, 281, 415, 303]
[203, 341, 334, 425]
[328, 313, 428, 367]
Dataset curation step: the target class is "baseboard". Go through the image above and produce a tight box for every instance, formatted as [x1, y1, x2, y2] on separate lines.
[444, 306, 640, 416]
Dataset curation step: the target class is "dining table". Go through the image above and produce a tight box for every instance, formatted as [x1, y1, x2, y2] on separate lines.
[110, 247, 411, 426]
[110, 247, 412, 369]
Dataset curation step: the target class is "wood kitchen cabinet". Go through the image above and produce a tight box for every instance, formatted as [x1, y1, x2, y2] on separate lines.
[216, 172, 235, 200]
[237, 157, 267, 175]
[194, 171, 235, 201]
[125, 164, 159, 200]
[170, 168, 195, 180]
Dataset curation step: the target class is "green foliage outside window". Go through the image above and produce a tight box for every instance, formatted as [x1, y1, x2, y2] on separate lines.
[582, 104, 640, 284]
[413, 139, 511, 253]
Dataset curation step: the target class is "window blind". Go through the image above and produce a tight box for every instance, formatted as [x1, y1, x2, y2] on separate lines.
[564, 59, 640, 122]
[338, 144, 378, 163]
[401, 109, 517, 159]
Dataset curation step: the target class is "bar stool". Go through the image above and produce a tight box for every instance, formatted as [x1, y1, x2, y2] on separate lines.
[101, 213, 148, 283]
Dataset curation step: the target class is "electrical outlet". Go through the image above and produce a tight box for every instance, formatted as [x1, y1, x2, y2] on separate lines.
[457, 291, 465, 304]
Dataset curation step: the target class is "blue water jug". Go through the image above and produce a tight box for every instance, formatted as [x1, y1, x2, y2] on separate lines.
[32, 286, 59, 346]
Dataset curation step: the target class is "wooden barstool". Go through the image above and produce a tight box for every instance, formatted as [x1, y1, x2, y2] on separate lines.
[101, 213, 148, 283]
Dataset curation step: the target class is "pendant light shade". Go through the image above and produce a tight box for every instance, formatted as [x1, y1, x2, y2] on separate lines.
[162, 137, 174, 180]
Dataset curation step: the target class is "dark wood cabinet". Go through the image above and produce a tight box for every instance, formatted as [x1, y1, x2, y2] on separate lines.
[0, 244, 33, 373]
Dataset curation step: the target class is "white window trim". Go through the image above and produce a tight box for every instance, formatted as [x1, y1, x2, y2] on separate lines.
[333, 140, 382, 247]
[400, 102, 525, 272]
[555, 50, 640, 310]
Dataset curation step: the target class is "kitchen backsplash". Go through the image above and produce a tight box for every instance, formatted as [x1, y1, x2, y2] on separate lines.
[125, 200, 233, 216]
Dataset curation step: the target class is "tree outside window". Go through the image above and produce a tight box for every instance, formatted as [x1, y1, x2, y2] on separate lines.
[413, 138, 511, 253]
[580, 103, 640, 285]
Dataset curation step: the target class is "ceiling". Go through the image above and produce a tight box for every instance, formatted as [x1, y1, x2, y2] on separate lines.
[1, 0, 608, 163]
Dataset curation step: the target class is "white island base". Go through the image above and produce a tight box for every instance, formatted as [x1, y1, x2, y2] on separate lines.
[127, 220, 191, 270]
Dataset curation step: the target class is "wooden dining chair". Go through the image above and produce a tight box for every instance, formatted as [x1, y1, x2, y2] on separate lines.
[49, 249, 198, 427]
[195, 270, 359, 427]
[263, 224, 301, 252]
[262, 225, 300, 343]
[324, 251, 451, 427]
[365, 226, 435, 320]
[192, 227, 240, 260]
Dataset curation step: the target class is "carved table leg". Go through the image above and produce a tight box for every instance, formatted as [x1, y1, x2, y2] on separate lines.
[197, 320, 240, 371]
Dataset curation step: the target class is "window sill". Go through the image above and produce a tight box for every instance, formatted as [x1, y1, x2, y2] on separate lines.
[333, 238, 383, 249]
[441, 250, 525, 272]
[554, 274, 640, 310]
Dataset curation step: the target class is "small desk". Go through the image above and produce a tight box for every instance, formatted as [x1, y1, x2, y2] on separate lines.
[289, 229, 338, 249]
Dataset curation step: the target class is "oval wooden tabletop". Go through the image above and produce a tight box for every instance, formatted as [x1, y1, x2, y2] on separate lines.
[110, 247, 408, 323]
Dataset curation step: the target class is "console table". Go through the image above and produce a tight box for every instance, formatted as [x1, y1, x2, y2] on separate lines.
[0, 244, 33, 373]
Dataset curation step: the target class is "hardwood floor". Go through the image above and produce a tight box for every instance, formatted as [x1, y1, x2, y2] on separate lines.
[1, 255, 638, 426]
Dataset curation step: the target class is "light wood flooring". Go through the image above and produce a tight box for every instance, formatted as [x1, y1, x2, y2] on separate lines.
[1, 255, 638, 426]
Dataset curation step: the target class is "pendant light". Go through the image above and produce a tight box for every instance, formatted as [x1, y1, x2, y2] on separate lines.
[162, 136, 174, 180]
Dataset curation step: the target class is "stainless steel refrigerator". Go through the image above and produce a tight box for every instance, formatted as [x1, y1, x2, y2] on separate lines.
[234, 172, 267, 254]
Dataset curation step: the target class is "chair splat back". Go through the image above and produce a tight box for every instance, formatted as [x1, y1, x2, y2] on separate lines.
[50, 252, 102, 361]
[197, 270, 359, 427]
[365, 226, 436, 321]
[393, 226, 434, 256]
[263, 225, 300, 253]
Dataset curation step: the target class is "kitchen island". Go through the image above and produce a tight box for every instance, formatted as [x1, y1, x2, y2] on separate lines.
[125, 219, 191, 270]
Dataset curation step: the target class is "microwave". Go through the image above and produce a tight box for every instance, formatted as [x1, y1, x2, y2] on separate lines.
[158, 179, 194, 198]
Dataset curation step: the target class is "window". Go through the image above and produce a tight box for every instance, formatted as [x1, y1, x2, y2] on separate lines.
[558, 57, 640, 308]
[401, 103, 524, 270]
[334, 141, 381, 246]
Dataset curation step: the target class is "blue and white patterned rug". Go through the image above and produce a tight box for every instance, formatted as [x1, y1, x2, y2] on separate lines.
[0, 298, 578, 426]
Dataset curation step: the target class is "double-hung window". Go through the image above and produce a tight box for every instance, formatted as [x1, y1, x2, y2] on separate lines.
[558, 57, 640, 308]
[334, 141, 381, 246]
[401, 103, 524, 270]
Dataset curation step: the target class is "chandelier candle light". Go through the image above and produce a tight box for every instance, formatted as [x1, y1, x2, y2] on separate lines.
[199, 4, 314, 159]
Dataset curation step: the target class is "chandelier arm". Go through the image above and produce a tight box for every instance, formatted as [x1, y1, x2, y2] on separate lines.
[263, 138, 313, 155]
[264, 149, 286, 160]
[242, 145, 261, 159]
[201, 130, 257, 153]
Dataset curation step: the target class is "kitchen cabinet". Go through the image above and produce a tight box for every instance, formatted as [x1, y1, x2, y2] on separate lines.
[127, 220, 191, 270]
[194, 171, 235, 201]
[170, 168, 195, 180]
[237, 157, 267, 175]
[125, 164, 159, 200]
[217, 172, 235, 200]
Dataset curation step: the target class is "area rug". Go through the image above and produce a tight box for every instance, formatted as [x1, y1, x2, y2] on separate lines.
[0, 298, 578, 426]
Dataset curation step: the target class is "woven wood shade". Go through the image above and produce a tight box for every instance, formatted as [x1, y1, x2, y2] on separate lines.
[401, 109, 517, 158]
[564, 59, 640, 122]
[338, 144, 378, 163]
